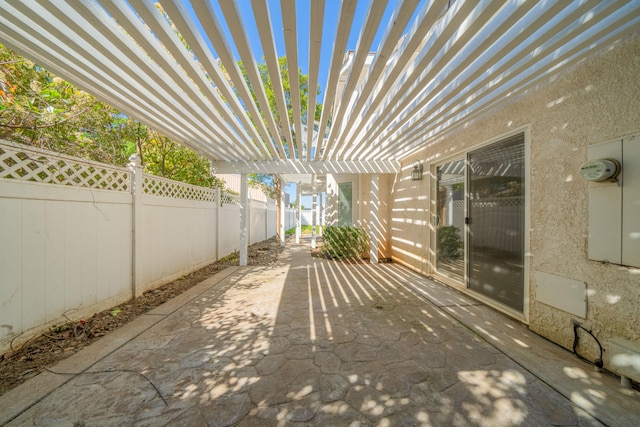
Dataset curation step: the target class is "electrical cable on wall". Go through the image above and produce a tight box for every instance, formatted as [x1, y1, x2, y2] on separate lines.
[572, 320, 604, 370]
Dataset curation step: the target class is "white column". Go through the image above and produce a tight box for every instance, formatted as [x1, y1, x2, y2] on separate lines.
[279, 183, 286, 246]
[369, 174, 379, 264]
[296, 183, 302, 244]
[446, 185, 454, 225]
[128, 154, 143, 297]
[240, 173, 248, 266]
[318, 192, 323, 236]
[215, 187, 221, 261]
[311, 174, 317, 249]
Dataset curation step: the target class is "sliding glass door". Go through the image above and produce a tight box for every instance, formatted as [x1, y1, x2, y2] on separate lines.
[434, 134, 526, 313]
[467, 134, 525, 312]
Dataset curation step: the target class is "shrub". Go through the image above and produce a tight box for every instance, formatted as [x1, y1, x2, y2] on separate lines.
[437, 226, 462, 260]
[322, 226, 368, 259]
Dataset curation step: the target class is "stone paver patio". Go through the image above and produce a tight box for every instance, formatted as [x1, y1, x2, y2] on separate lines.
[1, 238, 639, 426]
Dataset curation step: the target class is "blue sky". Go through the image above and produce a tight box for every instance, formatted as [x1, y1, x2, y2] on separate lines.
[202, 0, 402, 103]
[186, 1, 419, 205]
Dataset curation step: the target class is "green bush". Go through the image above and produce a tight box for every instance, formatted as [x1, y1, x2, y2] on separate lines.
[322, 226, 368, 259]
[437, 226, 462, 260]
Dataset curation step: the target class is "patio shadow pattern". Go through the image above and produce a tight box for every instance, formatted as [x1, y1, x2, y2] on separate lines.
[2, 237, 637, 426]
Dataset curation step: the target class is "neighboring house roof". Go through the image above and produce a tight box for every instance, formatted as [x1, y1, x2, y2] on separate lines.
[0, 1, 638, 176]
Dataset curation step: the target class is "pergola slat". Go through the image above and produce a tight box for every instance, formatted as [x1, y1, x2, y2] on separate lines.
[331, 0, 420, 160]
[92, 0, 247, 161]
[280, 0, 304, 160]
[335, 0, 448, 160]
[396, 9, 640, 161]
[251, 0, 296, 158]
[217, 0, 288, 159]
[0, 1, 224, 160]
[305, 0, 325, 161]
[162, 0, 271, 160]
[0, 0, 636, 171]
[372, 0, 637, 160]
[102, 0, 250, 161]
[129, 0, 260, 160]
[313, 0, 358, 161]
[321, 0, 389, 161]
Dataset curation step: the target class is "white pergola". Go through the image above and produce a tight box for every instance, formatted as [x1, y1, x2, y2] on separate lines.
[1, 0, 639, 262]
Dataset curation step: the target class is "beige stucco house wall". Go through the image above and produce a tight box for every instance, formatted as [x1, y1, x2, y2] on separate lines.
[325, 173, 393, 260]
[397, 31, 640, 364]
[327, 31, 640, 373]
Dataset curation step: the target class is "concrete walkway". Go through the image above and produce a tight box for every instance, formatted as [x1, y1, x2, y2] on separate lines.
[1, 239, 639, 426]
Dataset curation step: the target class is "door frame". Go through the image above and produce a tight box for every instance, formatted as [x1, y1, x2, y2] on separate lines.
[429, 127, 531, 323]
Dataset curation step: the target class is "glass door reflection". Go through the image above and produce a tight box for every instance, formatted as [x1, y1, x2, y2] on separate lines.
[435, 159, 466, 284]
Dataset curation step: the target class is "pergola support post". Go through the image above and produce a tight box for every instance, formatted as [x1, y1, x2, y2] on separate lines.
[311, 174, 317, 249]
[318, 194, 323, 236]
[279, 182, 286, 246]
[240, 173, 248, 266]
[296, 183, 301, 244]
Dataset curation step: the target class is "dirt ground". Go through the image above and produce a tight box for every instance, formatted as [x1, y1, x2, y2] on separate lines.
[0, 237, 287, 396]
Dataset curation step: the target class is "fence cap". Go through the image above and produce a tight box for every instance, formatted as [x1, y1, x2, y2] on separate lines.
[128, 154, 141, 167]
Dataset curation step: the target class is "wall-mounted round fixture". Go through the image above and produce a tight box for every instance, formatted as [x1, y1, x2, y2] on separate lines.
[578, 158, 621, 182]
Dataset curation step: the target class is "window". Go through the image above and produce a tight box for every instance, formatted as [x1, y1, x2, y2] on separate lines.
[338, 181, 353, 226]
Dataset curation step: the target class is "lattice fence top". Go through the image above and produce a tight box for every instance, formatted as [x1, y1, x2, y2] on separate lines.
[0, 140, 130, 191]
[142, 174, 217, 202]
[220, 190, 240, 206]
[1, 140, 242, 203]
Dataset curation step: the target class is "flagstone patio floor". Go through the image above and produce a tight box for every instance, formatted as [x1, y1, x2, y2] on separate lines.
[1, 237, 638, 426]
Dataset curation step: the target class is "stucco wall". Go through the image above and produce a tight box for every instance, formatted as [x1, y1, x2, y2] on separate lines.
[326, 173, 359, 226]
[389, 32, 640, 365]
[389, 163, 431, 273]
[325, 173, 393, 260]
[356, 174, 393, 260]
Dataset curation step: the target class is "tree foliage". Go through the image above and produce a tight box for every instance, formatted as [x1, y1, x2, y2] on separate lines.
[239, 57, 322, 158]
[238, 57, 322, 241]
[248, 57, 322, 150]
[239, 57, 321, 188]
[0, 43, 221, 188]
[0, 46, 126, 165]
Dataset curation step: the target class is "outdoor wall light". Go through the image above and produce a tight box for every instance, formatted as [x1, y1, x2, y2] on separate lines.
[411, 163, 423, 181]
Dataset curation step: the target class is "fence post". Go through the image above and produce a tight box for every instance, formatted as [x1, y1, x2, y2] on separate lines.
[240, 174, 248, 266]
[128, 154, 143, 297]
[279, 184, 286, 246]
[264, 200, 268, 241]
[216, 187, 220, 261]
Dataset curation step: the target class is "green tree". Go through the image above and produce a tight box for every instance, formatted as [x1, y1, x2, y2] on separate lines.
[1, 43, 222, 189]
[1, 44, 127, 165]
[240, 57, 321, 242]
[138, 127, 221, 188]
[252, 57, 321, 148]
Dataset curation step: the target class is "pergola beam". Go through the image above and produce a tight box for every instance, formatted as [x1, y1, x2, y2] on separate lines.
[211, 160, 400, 175]
[1, 1, 637, 168]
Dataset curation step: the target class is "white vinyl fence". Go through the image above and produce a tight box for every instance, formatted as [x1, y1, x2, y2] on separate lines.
[0, 140, 287, 353]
